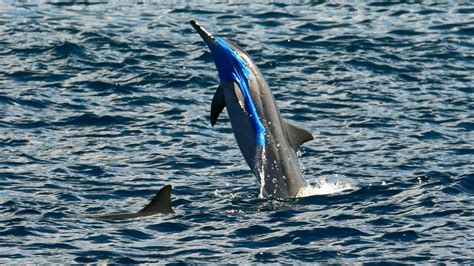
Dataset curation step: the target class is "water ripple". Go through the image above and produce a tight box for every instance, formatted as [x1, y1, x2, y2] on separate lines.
[0, 1, 472, 264]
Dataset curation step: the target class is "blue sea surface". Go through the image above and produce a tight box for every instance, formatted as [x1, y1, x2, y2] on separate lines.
[0, 1, 473, 264]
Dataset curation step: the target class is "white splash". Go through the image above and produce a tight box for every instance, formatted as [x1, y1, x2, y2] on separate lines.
[296, 177, 354, 198]
[256, 145, 267, 199]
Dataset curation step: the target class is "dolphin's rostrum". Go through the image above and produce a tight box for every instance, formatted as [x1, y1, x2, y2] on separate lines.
[95, 185, 174, 220]
[190, 20, 313, 198]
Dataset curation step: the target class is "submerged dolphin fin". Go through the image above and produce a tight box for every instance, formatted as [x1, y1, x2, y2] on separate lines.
[94, 185, 174, 220]
[211, 84, 226, 126]
[138, 185, 174, 214]
[284, 121, 314, 150]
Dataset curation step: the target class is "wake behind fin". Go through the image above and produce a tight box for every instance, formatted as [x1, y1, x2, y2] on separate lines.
[139, 185, 174, 214]
[211, 84, 226, 126]
[284, 121, 313, 150]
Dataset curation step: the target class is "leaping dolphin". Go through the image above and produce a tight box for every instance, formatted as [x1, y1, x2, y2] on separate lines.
[95, 185, 174, 220]
[190, 20, 313, 198]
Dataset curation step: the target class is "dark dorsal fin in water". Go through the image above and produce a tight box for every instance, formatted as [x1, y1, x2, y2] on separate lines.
[95, 185, 174, 220]
[138, 185, 174, 214]
[284, 120, 314, 150]
[211, 84, 226, 126]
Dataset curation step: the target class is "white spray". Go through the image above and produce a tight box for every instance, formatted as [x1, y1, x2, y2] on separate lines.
[255, 145, 267, 198]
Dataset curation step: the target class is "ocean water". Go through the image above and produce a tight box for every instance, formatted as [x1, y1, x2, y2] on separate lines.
[0, 1, 473, 264]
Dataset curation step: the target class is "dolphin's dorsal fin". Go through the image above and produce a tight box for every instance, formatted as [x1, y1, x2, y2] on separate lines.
[284, 121, 314, 150]
[211, 84, 226, 126]
[138, 185, 174, 214]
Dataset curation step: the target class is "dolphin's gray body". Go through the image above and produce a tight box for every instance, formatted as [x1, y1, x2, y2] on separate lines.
[95, 185, 173, 220]
[191, 20, 313, 198]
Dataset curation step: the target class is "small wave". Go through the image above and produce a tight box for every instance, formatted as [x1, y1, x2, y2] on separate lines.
[170, 8, 223, 15]
[0, 226, 38, 237]
[116, 229, 154, 240]
[0, 94, 50, 109]
[296, 177, 354, 197]
[455, 26, 474, 36]
[53, 113, 133, 127]
[50, 41, 86, 58]
[409, 130, 446, 140]
[381, 230, 419, 242]
[146, 222, 189, 233]
[389, 29, 424, 36]
[252, 11, 297, 19]
[74, 80, 137, 95]
[296, 22, 350, 31]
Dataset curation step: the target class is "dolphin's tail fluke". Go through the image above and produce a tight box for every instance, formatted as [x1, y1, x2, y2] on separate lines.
[139, 185, 174, 214]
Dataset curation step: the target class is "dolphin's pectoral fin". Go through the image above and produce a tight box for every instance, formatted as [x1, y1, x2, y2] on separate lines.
[138, 185, 174, 214]
[211, 84, 226, 126]
[284, 121, 314, 150]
